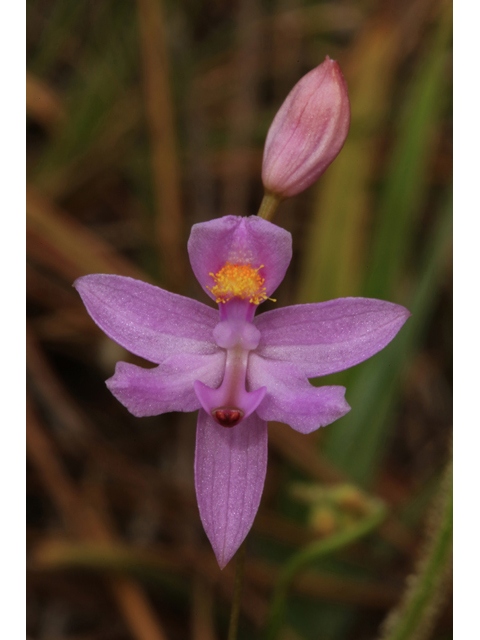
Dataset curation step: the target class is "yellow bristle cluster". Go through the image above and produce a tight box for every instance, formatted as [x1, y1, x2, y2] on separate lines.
[207, 262, 270, 305]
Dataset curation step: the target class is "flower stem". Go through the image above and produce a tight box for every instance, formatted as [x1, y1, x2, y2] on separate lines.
[227, 539, 247, 640]
[257, 191, 282, 222]
[265, 500, 387, 640]
[378, 457, 452, 640]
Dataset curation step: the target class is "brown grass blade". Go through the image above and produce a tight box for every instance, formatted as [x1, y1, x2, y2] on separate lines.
[34, 538, 400, 614]
[298, 0, 440, 303]
[136, 0, 186, 291]
[26, 72, 65, 132]
[192, 577, 218, 640]
[26, 185, 150, 282]
[34, 91, 141, 201]
[222, 0, 262, 217]
[26, 398, 170, 640]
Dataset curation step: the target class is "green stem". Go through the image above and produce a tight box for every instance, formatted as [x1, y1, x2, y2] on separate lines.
[265, 501, 387, 640]
[227, 540, 247, 640]
[379, 458, 452, 640]
[257, 191, 282, 222]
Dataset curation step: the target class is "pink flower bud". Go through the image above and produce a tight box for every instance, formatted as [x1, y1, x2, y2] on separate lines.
[261, 56, 350, 198]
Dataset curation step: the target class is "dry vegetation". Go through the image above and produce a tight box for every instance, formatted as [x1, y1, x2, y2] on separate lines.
[26, 1, 452, 638]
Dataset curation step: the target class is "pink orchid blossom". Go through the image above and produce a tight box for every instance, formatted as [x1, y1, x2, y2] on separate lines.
[262, 56, 350, 198]
[75, 216, 409, 568]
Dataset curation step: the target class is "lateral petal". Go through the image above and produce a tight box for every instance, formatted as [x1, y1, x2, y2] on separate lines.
[74, 274, 219, 364]
[254, 298, 410, 378]
[194, 409, 268, 569]
[249, 355, 350, 433]
[188, 216, 292, 301]
[106, 352, 225, 417]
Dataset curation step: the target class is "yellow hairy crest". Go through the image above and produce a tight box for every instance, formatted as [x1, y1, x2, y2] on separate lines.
[207, 262, 272, 305]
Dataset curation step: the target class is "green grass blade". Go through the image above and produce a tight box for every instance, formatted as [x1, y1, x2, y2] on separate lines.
[297, 18, 405, 303]
[379, 457, 452, 640]
[28, 0, 88, 76]
[364, 5, 452, 299]
[32, 2, 137, 184]
[323, 190, 452, 486]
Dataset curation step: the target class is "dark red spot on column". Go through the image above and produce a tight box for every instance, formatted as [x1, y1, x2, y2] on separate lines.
[213, 408, 244, 428]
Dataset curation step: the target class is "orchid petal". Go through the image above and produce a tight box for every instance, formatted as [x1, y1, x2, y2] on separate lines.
[74, 274, 219, 364]
[106, 352, 226, 417]
[188, 216, 292, 301]
[254, 298, 410, 378]
[249, 355, 350, 433]
[194, 409, 268, 568]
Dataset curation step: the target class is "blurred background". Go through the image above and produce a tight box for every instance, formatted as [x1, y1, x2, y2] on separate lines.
[26, 0, 452, 639]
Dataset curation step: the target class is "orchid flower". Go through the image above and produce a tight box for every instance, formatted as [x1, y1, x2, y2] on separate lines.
[74, 216, 410, 568]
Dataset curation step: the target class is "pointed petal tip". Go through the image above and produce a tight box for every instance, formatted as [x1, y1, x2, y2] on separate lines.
[331, 385, 351, 419]
[72, 273, 102, 291]
[340, 390, 351, 418]
[212, 542, 239, 570]
[73, 274, 118, 303]
[322, 55, 339, 70]
[393, 303, 412, 326]
[72, 274, 86, 292]
[105, 365, 148, 418]
[194, 410, 268, 572]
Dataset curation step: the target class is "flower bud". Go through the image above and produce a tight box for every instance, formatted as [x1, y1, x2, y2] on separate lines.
[261, 56, 350, 198]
